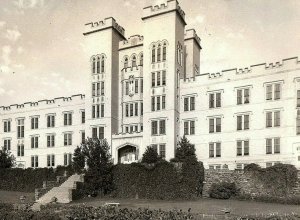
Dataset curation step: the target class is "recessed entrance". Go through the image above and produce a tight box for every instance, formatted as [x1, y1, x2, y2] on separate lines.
[118, 145, 138, 164]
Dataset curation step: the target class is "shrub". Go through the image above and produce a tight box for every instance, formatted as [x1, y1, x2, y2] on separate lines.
[141, 146, 160, 164]
[173, 136, 197, 162]
[244, 163, 261, 171]
[0, 150, 15, 168]
[209, 182, 237, 199]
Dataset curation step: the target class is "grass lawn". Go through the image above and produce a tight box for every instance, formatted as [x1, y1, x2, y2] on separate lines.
[72, 197, 300, 216]
[0, 190, 35, 204]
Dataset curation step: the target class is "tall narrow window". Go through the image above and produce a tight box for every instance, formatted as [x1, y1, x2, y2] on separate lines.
[152, 45, 156, 63]
[64, 133, 72, 146]
[101, 81, 104, 95]
[31, 136, 39, 149]
[151, 97, 155, 111]
[125, 81, 129, 95]
[159, 120, 166, 135]
[63, 113, 72, 126]
[297, 90, 300, 107]
[297, 110, 300, 135]
[3, 120, 11, 132]
[81, 111, 85, 124]
[96, 57, 100, 73]
[162, 71, 166, 86]
[162, 43, 167, 61]
[190, 97, 195, 111]
[132, 56, 136, 67]
[162, 96, 165, 110]
[3, 139, 11, 151]
[274, 84, 281, 100]
[47, 115, 55, 127]
[17, 119, 24, 139]
[151, 121, 158, 135]
[92, 58, 96, 74]
[101, 104, 105, 118]
[140, 79, 143, 93]
[31, 117, 39, 129]
[157, 44, 161, 62]
[47, 135, 55, 147]
[99, 127, 104, 139]
[17, 144, 24, 157]
[184, 98, 189, 112]
[152, 72, 155, 87]
[101, 56, 105, 73]
[159, 144, 166, 159]
[125, 104, 129, 117]
[135, 103, 138, 116]
[135, 80, 138, 93]
[124, 57, 128, 68]
[157, 72, 161, 86]
[266, 85, 273, 100]
[157, 96, 161, 110]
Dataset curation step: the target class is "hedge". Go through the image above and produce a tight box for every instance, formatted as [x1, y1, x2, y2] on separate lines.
[111, 160, 204, 200]
[0, 166, 74, 192]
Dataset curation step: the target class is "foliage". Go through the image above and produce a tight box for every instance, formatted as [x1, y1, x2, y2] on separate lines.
[244, 163, 261, 171]
[0, 167, 72, 192]
[245, 163, 298, 196]
[72, 146, 85, 174]
[112, 160, 204, 200]
[172, 136, 197, 162]
[209, 182, 237, 199]
[141, 146, 160, 164]
[73, 138, 113, 196]
[0, 150, 15, 168]
[237, 194, 300, 205]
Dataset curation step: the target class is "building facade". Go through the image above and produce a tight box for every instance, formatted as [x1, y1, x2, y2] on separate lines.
[1, 0, 300, 169]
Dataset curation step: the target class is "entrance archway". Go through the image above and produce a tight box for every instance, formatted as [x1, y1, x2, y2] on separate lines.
[117, 144, 138, 164]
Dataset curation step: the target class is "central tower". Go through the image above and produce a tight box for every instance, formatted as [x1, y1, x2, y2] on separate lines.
[141, 0, 186, 159]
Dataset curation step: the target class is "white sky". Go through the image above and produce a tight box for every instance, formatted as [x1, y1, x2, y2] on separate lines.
[0, 0, 300, 106]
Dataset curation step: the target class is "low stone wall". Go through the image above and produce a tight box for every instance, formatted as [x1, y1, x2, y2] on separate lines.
[202, 169, 300, 198]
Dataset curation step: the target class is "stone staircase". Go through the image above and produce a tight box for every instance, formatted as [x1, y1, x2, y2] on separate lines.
[32, 174, 84, 211]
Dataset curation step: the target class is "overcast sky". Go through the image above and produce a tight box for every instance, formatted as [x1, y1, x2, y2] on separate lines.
[0, 0, 299, 106]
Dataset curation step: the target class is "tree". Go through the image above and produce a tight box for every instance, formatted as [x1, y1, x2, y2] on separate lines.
[72, 146, 85, 173]
[72, 138, 113, 196]
[174, 136, 197, 162]
[141, 146, 160, 164]
[0, 150, 15, 168]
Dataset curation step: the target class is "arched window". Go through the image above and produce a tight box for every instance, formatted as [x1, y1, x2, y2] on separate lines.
[157, 44, 161, 62]
[101, 56, 105, 73]
[92, 57, 96, 74]
[96, 57, 100, 73]
[140, 53, 143, 66]
[152, 45, 156, 63]
[163, 43, 167, 61]
[124, 57, 128, 68]
[132, 56, 137, 67]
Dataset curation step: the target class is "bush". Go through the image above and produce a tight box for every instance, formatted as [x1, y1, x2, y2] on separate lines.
[244, 163, 261, 171]
[0, 150, 15, 168]
[112, 160, 204, 200]
[141, 146, 160, 164]
[172, 136, 197, 162]
[209, 182, 237, 199]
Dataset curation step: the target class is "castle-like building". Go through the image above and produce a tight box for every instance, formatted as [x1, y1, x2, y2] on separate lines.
[1, 0, 300, 169]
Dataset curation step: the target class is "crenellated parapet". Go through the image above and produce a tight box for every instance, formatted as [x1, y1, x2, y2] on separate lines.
[184, 29, 201, 49]
[142, 0, 186, 24]
[119, 35, 144, 50]
[0, 94, 85, 113]
[83, 17, 125, 38]
[180, 56, 300, 84]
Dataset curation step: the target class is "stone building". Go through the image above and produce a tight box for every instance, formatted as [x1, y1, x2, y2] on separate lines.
[1, 0, 300, 169]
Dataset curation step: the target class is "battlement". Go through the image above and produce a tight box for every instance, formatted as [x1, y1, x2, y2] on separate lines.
[184, 29, 202, 49]
[83, 17, 125, 38]
[142, 0, 186, 24]
[119, 35, 144, 50]
[0, 94, 85, 113]
[180, 56, 300, 84]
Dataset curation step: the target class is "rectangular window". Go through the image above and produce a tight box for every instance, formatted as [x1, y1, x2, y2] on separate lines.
[47, 154, 55, 167]
[81, 111, 85, 124]
[266, 112, 273, 128]
[64, 113, 72, 126]
[190, 121, 195, 135]
[151, 97, 155, 111]
[274, 138, 280, 154]
[47, 115, 55, 128]
[3, 139, 11, 151]
[237, 89, 242, 105]
[3, 120, 11, 132]
[265, 138, 281, 154]
[135, 80, 138, 94]
[31, 136, 39, 149]
[266, 111, 280, 128]
[92, 127, 97, 138]
[101, 104, 105, 118]
[17, 144, 24, 157]
[130, 103, 133, 117]
[237, 140, 249, 156]
[209, 118, 214, 133]
[209, 117, 221, 133]
[31, 156, 38, 168]
[184, 121, 189, 135]
[237, 115, 242, 131]
[125, 104, 129, 117]
[96, 82, 100, 96]
[141, 102, 143, 115]
[135, 103, 138, 116]
[64, 133, 72, 146]
[159, 120, 166, 135]
[162, 71, 166, 86]
[162, 96, 165, 110]
[190, 97, 195, 111]
[101, 81, 104, 96]
[237, 114, 250, 130]
[157, 96, 161, 111]
[184, 98, 189, 112]
[159, 144, 166, 159]
[297, 110, 300, 135]
[266, 138, 272, 154]
[209, 142, 221, 158]
[99, 127, 104, 139]
[297, 90, 300, 107]
[151, 121, 158, 135]
[216, 93, 221, 107]
[152, 72, 155, 87]
[266, 83, 281, 101]
[209, 92, 221, 108]
[64, 153, 72, 166]
[47, 135, 55, 147]
[17, 119, 24, 139]
[81, 132, 85, 144]
[31, 117, 39, 129]
[157, 72, 161, 86]
[92, 83, 96, 97]
[237, 88, 250, 105]
[209, 94, 214, 108]
[274, 111, 280, 127]
[140, 79, 143, 93]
